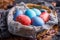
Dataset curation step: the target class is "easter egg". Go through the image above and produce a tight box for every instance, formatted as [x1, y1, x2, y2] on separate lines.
[16, 15, 31, 26]
[40, 12, 50, 22]
[25, 9, 36, 19]
[31, 16, 44, 26]
[14, 8, 23, 20]
[32, 8, 41, 16]
[40, 9, 47, 13]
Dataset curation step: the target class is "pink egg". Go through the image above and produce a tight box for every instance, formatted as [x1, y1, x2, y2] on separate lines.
[40, 12, 50, 22]
[16, 15, 31, 26]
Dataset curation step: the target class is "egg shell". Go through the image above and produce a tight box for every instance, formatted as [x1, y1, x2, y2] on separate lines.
[40, 12, 50, 22]
[40, 9, 47, 13]
[16, 15, 31, 26]
[31, 16, 44, 26]
[32, 8, 41, 16]
[14, 8, 23, 20]
[25, 9, 36, 19]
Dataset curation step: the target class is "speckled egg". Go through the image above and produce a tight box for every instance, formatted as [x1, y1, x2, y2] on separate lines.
[14, 8, 23, 20]
[16, 15, 31, 26]
[31, 16, 44, 26]
[40, 12, 50, 22]
[32, 8, 41, 16]
[25, 9, 36, 19]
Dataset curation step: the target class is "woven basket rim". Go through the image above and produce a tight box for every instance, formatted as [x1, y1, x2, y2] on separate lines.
[7, 3, 56, 30]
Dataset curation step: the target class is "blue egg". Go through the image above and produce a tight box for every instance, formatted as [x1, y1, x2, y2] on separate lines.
[14, 8, 23, 20]
[32, 16, 44, 26]
[25, 9, 36, 19]
[40, 9, 46, 13]
[32, 8, 41, 16]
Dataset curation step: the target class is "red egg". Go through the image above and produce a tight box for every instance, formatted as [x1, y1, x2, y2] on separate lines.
[40, 12, 50, 22]
[16, 15, 31, 26]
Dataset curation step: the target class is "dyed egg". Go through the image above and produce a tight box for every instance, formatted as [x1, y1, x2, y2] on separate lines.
[25, 9, 36, 19]
[40, 9, 47, 13]
[16, 15, 31, 26]
[31, 16, 44, 26]
[14, 8, 23, 20]
[40, 12, 50, 22]
[32, 8, 41, 16]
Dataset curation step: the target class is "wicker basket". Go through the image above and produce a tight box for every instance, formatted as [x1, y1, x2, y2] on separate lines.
[7, 2, 58, 38]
